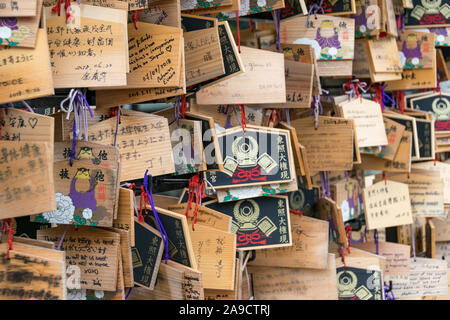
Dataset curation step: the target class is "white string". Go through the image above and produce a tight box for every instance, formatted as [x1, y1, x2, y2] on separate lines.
[21, 100, 35, 113]
[60, 89, 91, 141]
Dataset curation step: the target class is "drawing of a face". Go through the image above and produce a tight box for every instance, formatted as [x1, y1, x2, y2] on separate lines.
[77, 147, 95, 160]
[421, 0, 442, 11]
[406, 34, 418, 48]
[74, 167, 91, 180]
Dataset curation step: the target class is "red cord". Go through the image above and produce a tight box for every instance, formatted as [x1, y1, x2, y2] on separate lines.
[181, 94, 187, 119]
[138, 186, 147, 222]
[290, 209, 303, 216]
[133, 9, 144, 29]
[345, 225, 352, 253]
[239, 105, 246, 133]
[4, 219, 14, 259]
[339, 246, 346, 270]
[52, 0, 63, 15]
[382, 171, 387, 185]
[235, 11, 241, 53]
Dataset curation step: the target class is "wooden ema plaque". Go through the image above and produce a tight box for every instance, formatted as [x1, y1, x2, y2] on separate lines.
[248, 214, 329, 269]
[392, 257, 448, 298]
[44, 4, 128, 88]
[335, 248, 385, 300]
[32, 160, 117, 227]
[189, 224, 236, 290]
[0, 107, 55, 162]
[0, 141, 55, 219]
[404, 0, 450, 27]
[0, 244, 66, 300]
[195, 46, 286, 105]
[143, 206, 197, 270]
[125, 22, 183, 89]
[86, 114, 175, 181]
[290, 116, 355, 172]
[353, 241, 411, 279]
[37, 225, 120, 291]
[203, 126, 295, 189]
[338, 98, 388, 148]
[0, 0, 43, 48]
[184, 26, 225, 87]
[249, 254, 338, 300]
[0, 29, 54, 104]
[132, 218, 164, 290]
[168, 203, 232, 232]
[0, 0, 36, 16]
[205, 195, 292, 251]
[363, 180, 414, 230]
[410, 93, 450, 132]
[114, 187, 136, 246]
[280, 14, 355, 61]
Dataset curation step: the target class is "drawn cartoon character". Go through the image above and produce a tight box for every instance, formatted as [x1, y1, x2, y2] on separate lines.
[337, 269, 374, 300]
[400, 33, 423, 68]
[352, 2, 380, 36]
[232, 199, 277, 247]
[77, 147, 101, 165]
[68, 168, 99, 212]
[410, 0, 450, 25]
[222, 135, 277, 180]
[315, 20, 342, 59]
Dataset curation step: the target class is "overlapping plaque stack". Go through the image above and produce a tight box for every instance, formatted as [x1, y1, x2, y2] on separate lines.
[1, 0, 450, 301]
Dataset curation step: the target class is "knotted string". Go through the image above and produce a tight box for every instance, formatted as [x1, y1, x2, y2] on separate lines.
[306, 0, 324, 28]
[144, 170, 169, 263]
[60, 89, 93, 141]
[60, 89, 93, 165]
[343, 77, 367, 101]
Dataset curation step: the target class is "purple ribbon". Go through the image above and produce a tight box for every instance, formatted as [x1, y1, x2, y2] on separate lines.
[306, 0, 324, 27]
[275, 9, 281, 53]
[56, 225, 69, 250]
[410, 223, 416, 261]
[285, 109, 290, 125]
[384, 283, 396, 300]
[320, 171, 330, 198]
[144, 170, 170, 264]
[113, 106, 121, 147]
[125, 287, 133, 300]
[374, 229, 379, 255]
[381, 84, 395, 110]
